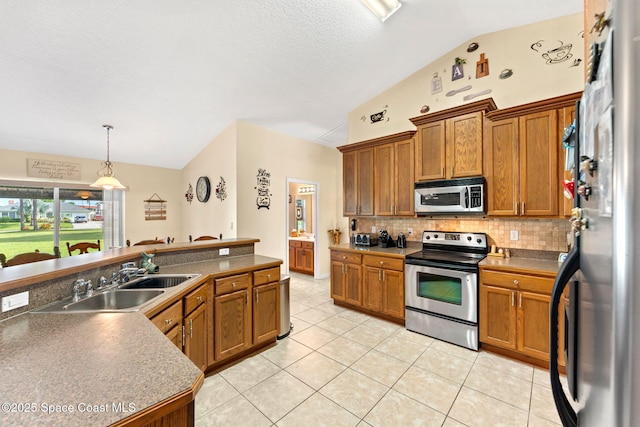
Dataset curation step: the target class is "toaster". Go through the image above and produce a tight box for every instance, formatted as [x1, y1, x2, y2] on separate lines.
[354, 233, 379, 246]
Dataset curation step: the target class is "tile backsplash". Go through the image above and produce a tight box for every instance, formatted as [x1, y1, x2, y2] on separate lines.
[351, 217, 571, 252]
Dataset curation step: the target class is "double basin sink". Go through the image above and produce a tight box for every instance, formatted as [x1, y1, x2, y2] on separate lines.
[34, 274, 199, 313]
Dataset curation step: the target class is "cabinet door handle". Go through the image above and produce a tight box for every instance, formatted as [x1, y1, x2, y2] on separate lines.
[165, 318, 173, 325]
[511, 291, 515, 307]
[378, 269, 382, 281]
[519, 293, 522, 308]
[451, 165, 454, 177]
[232, 282, 236, 287]
[182, 325, 185, 347]
[513, 279, 519, 285]
[189, 319, 193, 338]
[256, 288, 259, 302]
[196, 296, 203, 302]
[382, 270, 385, 282]
[267, 274, 271, 280]
[341, 264, 345, 274]
[522, 202, 525, 215]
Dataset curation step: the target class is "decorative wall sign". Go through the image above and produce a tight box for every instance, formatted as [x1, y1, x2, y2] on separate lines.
[476, 53, 489, 78]
[144, 193, 167, 221]
[185, 184, 194, 204]
[463, 89, 492, 101]
[431, 73, 442, 94]
[215, 176, 227, 201]
[255, 168, 272, 209]
[370, 110, 386, 123]
[466, 42, 479, 53]
[451, 57, 466, 81]
[445, 85, 472, 97]
[27, 158, 81, 180]
[531, 40, 574, 65]
[499, 69, 514, 79]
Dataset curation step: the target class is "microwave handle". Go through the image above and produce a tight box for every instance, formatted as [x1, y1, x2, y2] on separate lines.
[464, 187, 469, 209]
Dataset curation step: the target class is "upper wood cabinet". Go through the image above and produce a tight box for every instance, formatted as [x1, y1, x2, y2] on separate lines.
[374, 133, 415, 216]
[341, 147, 374, 216]
[484, 92, 581, 217]
[339, 131, 415, 217]
[410, 99, 497, 181]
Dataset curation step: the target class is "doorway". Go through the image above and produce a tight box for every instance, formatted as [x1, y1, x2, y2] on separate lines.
[286, 179, 318, 278]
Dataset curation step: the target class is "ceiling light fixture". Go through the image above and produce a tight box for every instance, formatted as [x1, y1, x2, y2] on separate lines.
[361, 0, 402, 22]
[90, 124, 126, 190]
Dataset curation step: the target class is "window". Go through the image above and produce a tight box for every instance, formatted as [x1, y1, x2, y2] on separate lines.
[0, 183, 124, 262]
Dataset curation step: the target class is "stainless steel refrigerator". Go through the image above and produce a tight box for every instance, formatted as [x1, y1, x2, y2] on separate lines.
[550, 0, 640, 426]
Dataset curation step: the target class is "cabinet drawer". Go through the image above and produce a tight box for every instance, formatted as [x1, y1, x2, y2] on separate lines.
[362, 255, 403, 271]
[290, 240, 302, 248]
[481, 270, 554, 293]
[184, 284, 207, 315]
[301, 241, 314, 249]
[254, 267, 280, 286]
[151, 300, 183, 334]
[331, 251, 361, 265]
[215, 273, 249, 295]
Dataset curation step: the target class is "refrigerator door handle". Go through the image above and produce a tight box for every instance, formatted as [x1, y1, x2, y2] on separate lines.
[550, 246, 580, 427]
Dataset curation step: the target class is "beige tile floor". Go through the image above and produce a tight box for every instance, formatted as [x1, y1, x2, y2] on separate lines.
[195, 273, 564, 427]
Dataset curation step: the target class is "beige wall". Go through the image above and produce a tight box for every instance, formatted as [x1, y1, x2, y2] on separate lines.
[349, 13, 584, 143]
[236, 121, 341, 278]
[0, 148, 184, 245]
[180, 122, 238, 241]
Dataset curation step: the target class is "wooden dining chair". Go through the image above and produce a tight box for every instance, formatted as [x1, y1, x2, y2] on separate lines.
[0, 247, 61, 268]
[66, 240, 101, 256]
[189, 234, 222, 242]
[126, 238, 167, 247]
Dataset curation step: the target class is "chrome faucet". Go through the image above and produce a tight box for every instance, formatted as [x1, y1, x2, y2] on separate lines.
[71, 279, 92, 302]
[110, 262, 146, 284]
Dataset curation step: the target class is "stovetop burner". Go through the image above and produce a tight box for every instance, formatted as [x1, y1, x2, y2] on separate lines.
[405, 231, 488, 269]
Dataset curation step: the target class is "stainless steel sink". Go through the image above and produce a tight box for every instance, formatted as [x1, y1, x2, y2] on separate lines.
[118, 274, 198, 289]
[34, 289, 165, 313]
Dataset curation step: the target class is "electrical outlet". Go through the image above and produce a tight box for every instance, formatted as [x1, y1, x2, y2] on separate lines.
[407, 228, 413, 236]
[219, 248, 230, 256]
[371, 226, 377, 233]
[2, 291, 29, 313]
[510, 230, 519, 241]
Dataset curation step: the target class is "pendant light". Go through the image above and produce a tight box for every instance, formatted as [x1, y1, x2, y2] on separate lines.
[90, 124, 126, 190]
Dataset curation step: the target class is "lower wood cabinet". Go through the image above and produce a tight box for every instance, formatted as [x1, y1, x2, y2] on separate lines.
[330, 251, 362, 305]
[149, 264, 282, 373]
[183, 284, 207, 371]
[252, 267, 280, 344]
[214, 273, 251, 361]
[362, 255, 404, 319]
[289, 240, 314, 275]
[331, 249, 404, 322]
[480, 267, 562, 366]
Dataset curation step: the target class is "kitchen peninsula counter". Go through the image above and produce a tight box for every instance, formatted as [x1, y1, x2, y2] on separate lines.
[0, 240, 283, 426]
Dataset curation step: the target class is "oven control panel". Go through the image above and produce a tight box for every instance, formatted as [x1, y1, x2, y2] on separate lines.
[421, 231, 487, 250]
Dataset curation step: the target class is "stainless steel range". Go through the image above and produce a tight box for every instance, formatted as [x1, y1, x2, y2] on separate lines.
[405, 231, 488, 350]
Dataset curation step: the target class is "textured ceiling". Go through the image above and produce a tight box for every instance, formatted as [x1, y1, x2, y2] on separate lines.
[0, 0, 583, 169]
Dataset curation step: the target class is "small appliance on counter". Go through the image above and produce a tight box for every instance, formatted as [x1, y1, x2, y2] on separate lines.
[354, 233, 378, 246]
[397, 233, 407, 248]
[379, 230, 395, 247]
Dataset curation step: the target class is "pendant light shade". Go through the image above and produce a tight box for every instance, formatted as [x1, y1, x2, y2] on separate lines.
[90, 124, 126, 190]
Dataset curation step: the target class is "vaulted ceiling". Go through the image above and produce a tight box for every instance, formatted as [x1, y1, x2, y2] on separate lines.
[0, 0, 583, 169]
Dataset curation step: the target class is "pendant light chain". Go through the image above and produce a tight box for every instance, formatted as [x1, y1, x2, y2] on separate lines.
[103, 124, 114, 173]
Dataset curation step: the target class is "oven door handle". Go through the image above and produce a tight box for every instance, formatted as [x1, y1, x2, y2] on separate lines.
[405, 259, 478, 273]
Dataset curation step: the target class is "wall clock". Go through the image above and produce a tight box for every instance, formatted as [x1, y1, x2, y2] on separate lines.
[196, 176, 211, 202]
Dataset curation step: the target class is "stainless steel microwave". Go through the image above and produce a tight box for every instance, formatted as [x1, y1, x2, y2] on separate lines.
[414, 177, 485, 214]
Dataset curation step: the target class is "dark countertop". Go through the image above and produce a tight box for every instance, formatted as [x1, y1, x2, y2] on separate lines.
[329, 242, 423, 259]
[0, 312, 203, 427]
[0, 253, 282, 426]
